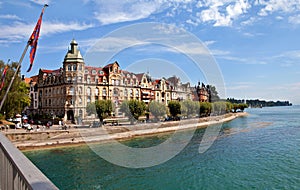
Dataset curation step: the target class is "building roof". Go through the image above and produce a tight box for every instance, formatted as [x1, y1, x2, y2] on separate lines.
[84, 66, 106, 76]
[24, 75, 38, 85]
[64, 39, 84, 63]
[135, 73, 145, 82]
[40, 68, 62, 75]
[103, 61, 119, 69]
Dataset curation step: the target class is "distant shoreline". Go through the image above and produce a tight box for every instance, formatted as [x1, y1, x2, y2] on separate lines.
[3, 112, 248, 151]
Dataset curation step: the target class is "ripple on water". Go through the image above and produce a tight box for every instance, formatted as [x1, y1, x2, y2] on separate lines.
[25, 107, 300, 190]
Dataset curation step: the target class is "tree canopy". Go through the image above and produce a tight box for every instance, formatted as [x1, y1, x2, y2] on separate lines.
[0, 60, 30, 118]
[168, 100, 181, 119]
[86, 100, 114, 125]
[120, 100, 146, 124]
[149, 101, 166, 122]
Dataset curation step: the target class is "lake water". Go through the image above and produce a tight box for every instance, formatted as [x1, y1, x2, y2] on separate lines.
[25, 106, 300, 190]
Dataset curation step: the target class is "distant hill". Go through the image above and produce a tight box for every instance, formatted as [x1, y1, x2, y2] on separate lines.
[227, 98, 292, 108]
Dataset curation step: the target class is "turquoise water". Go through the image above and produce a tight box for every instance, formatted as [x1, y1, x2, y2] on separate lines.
[25, 106, 300, 190]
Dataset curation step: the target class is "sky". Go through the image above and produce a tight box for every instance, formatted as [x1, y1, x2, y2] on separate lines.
[0, 0, 300, 104]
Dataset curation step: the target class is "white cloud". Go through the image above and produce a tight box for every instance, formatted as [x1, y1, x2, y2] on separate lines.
[288, 14, 300, 25]
[198, 6, 232, 26]
[91, 0, 166, 25]
[0, 21, 94, 44]
[0, 14, 21, 20]
[186, 19, 198, 26]
[30, 0, 51, 6]
[89, 0, 197, 25]
[43, 21, 94, 35]
[204, 40, 216, 46]
[86, 37, 144, 53]
[196, 0, 251, 27]
[257, 0, 300, 16]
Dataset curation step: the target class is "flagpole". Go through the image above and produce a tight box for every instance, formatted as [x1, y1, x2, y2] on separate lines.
[0, 44, 30, 111]
[0, 4, 48, 112]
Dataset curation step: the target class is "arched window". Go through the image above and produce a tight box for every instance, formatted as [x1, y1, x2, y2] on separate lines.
[68, 64, 72, 71]
[136, 89, 139, 97]
[87, 87, 91, 96]
[69, 87, 74, 95]
[78, 87, 82, 94]
[79, 64, 82, 71]
[124, 89, 128, 96]
[102, 88, 107, 96]
[73, 64, 77, 71]
[78, 76, 82, 83]
[130, 89, 133, 97]
[95, 88, 99, 96]
[113, 88, 119, 96]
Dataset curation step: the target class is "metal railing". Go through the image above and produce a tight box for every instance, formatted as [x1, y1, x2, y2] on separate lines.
[0, 133, 58, 190]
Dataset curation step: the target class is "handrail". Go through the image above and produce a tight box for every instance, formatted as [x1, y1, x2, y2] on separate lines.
[0, 133, 58, 190]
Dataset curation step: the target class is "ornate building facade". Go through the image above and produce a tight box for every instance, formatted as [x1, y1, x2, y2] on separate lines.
[25, 39, 210, 123]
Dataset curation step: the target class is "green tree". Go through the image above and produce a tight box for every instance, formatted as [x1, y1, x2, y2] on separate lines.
[168, 100, 181, 119]
[0, 61, 30, 118]
[199, 102, 212, 117]
[212, 101, 227, 115]
[238, 103, 248, 112]
[86, 102, 96, 116]
[226, 102, 233, 113]
[120, 100, 146, 124]
[207, 85, 220, 102]
[232, 103, 239, 113]
[181, 100, 199, 118]
[86, 100, 114, 126]
[149, 101, 166, 122]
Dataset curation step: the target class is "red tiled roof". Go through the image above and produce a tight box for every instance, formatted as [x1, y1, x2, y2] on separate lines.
[30, 75, 39, 83]
[135, 73, 145, 81]
[41, 69, 61, 74]
[24, 78, 32, 84]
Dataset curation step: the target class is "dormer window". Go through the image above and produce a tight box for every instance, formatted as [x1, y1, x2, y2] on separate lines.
[85, 69, 89, 74]
[92, 70, 96, 75]
[99, 70, 104, 75]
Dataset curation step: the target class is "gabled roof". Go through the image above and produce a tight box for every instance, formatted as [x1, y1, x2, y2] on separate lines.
[103, 61, 119, 69]
[24, 77, 32, 84]
[135, 73, 145, 82]
[24, 75, 38, 85]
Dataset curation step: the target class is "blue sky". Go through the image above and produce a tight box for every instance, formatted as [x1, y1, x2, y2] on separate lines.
[0, 0, 300, 104]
